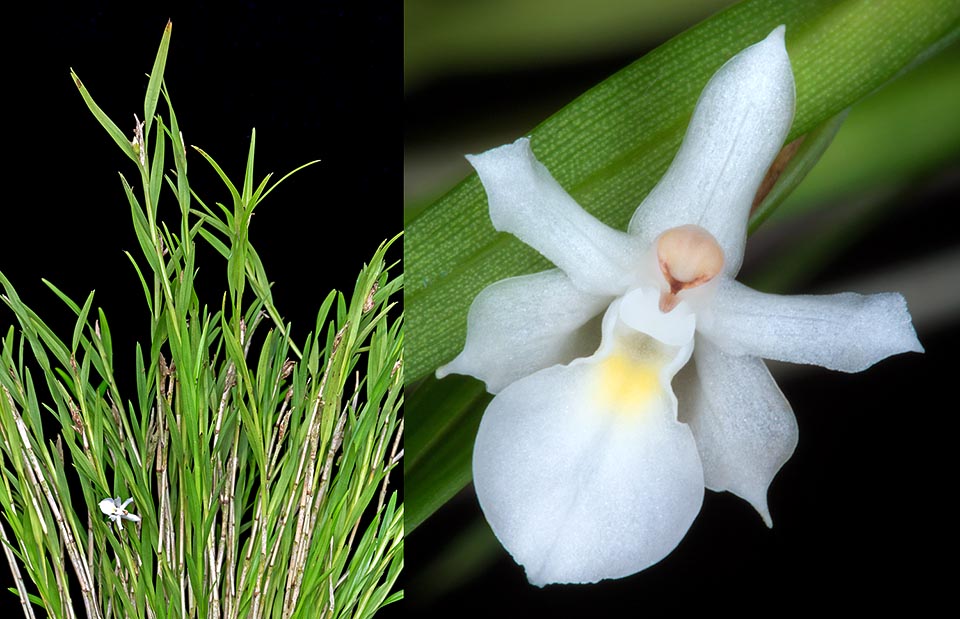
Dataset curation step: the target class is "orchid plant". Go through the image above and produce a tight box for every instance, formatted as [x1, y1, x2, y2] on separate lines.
[435, 27, 923, 586]
[0, 24, 403, 618]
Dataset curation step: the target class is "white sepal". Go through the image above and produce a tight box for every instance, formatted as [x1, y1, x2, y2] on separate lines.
[699, 279, 924, 372]
[469, 138, 642, 296]
[679, 336, 797, 526]
[437, 269, 610, 393]
[629, 26, 795, 276]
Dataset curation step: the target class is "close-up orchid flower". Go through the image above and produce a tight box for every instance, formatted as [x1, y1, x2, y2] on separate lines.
[98, 497, 142, 531]
[435, 26, 923, 586]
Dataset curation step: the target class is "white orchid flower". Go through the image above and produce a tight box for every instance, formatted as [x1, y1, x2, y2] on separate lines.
[436, 26, 923, 587]
[98, 496, 141, 531]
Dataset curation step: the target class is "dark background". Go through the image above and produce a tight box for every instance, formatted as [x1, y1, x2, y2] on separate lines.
[1, 0, 401, 615]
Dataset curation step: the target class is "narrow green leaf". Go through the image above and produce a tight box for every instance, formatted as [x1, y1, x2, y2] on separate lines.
[191, 198, 230, 235]
[192, 146, 241, 207]
[162, 87, 192, 229]
[96, 309, 113, 359]
[121, 175, 162, 275]
[40, 279, 82, 315]
[149, 115, 166, 210]
[71, 291, 95, 355]
[70, 70, 138, 165]
[243, 128, 256, 207]
[197, 227, 230, 259]
[123, 251, 154, 314]
[177, 241, 197, 313]
[256, 160, 321, 204]
[250, 172, 273, 205]
[143, 19, 173, 138]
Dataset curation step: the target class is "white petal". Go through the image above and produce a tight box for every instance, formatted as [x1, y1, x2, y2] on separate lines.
[473, 301, 703, 585]
[98, 498, 115, 515]
[678, 336, 797, 526]
[437, 269, 610, 393]
[699, 279, 924, 372]
[468, 137, 641, 295]
[629, 26, 795, 275]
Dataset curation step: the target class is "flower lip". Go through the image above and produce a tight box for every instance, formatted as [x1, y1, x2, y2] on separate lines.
[472, 295, 705, 585]
[656, 225, 724, 312]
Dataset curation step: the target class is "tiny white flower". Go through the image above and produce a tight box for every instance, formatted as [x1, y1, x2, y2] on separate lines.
[98, 496, 141, 531]
[437, 26, 923, 586]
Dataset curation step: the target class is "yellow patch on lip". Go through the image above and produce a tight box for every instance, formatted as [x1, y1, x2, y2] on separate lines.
[593, 351, 663, 415]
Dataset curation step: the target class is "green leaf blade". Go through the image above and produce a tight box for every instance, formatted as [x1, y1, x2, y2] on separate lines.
[70, 70, 139, 166]
[143, 20, 173, 138]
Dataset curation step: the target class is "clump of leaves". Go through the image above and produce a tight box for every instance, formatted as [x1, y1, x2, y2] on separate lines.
[0, 22, 403, 619]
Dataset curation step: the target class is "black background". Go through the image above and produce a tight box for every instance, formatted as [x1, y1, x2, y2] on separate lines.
[1, 0, 401, 615]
